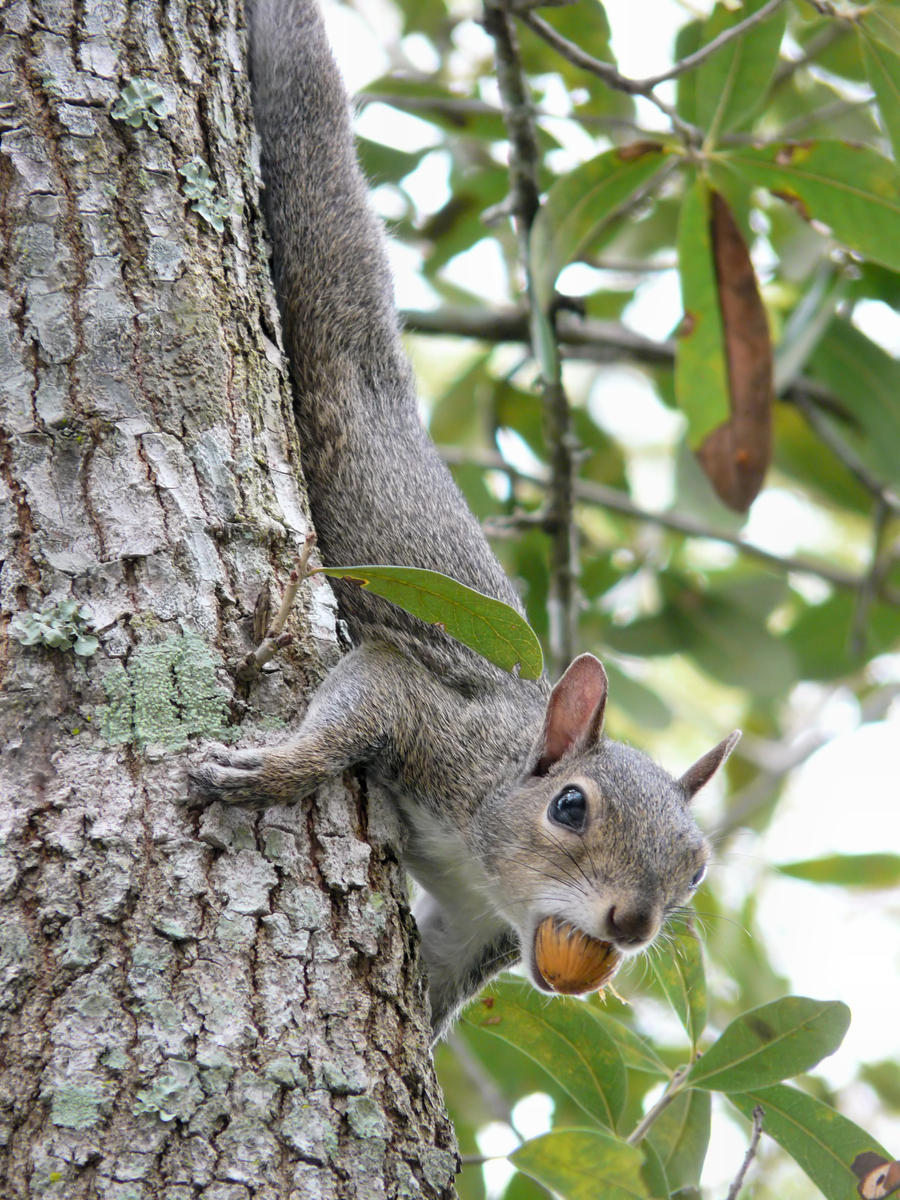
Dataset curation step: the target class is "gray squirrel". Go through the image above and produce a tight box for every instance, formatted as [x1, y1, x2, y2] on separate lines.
[192, 0, 741, 1039]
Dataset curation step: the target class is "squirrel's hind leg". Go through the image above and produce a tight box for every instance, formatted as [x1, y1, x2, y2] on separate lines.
[188, 645, 393, 805]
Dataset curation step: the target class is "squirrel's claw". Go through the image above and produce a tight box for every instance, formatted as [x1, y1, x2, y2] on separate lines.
[187, 748, 268, 805]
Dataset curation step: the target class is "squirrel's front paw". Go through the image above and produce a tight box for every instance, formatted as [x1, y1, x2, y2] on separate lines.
[187, 744, 272, 806]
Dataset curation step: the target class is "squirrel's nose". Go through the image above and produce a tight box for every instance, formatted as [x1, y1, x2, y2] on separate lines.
[607, 904, 656, 946]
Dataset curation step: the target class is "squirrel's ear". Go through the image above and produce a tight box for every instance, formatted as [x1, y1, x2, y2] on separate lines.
[532, 654, 608, 776]
[680, 730, 741, 799]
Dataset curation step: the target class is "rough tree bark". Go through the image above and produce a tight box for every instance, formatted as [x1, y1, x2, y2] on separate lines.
[0, 0, 457, 1196]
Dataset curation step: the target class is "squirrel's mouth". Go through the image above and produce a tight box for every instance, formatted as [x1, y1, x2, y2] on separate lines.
[531, 916, 622, 995]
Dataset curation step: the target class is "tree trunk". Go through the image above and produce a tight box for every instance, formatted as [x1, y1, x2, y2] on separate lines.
[0, 1, 457, 1196]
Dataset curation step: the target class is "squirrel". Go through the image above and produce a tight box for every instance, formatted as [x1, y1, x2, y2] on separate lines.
[191, 0, 741, 1040]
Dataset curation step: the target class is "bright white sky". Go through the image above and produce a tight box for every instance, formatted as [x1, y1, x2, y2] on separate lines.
[321, 1, 900, 1191]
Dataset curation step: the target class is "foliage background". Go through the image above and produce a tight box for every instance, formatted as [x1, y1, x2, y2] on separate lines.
[324, 0, 900, 1196]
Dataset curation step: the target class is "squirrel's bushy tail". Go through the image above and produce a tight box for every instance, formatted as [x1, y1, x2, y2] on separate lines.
[248, 0, 404, 402]
[248, 0, 523, 644]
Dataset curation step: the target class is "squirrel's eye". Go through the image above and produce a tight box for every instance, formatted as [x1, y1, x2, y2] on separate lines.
[548, 786, 587, 832]
[690, 863, 707, 889]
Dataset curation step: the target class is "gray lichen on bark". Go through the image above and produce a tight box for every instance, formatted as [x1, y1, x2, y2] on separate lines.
[0, 0, 458, 1195]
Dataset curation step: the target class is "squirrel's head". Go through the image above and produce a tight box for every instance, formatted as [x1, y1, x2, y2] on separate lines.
[484, 654, 740, 995]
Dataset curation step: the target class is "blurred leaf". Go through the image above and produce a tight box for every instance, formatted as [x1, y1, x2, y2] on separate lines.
[729, 1085, 891, 1200]
[356, 136, 426, 186]
[604, 662, 672, 732]
[860, 33, 900, 163]
[772, 403, 871, 514]
[865, 1, 900, 57]
[510, 1129, 649, 1200]
[807, 317, 900, 485]
[785, 590, 899, 680]
[500, 1172, 551, 1200]
[531, 145, 671, 310]
[694, 0, 787, 139]
[317, 565, 543, 678]
[608, 577, 796, 699]
[687, 997, 850, 1091]
[645, 925, 707, 1046]
[860, 1060, 900, 1111]
[794, 19, 865, 81]
[463, 979, 628, 1130]
[719, 142, 900, 273]
[584, 1008, 670, 1077]
[676, 175, 730, 445]
[647, 1088, 711, 1193]
[639, 1138, 670, 1200]
[675, 19, 703, 125]
[776, 853, 900, 889]
[773, 264, 846, 393]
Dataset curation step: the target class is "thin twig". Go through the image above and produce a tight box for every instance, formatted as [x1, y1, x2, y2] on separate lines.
[850, 498, 891, 656]
[516, 10, 704, 144]
[632, 0, 788, 91]
[235, 533, 317, 680]
[726, 1105, 766, 1200]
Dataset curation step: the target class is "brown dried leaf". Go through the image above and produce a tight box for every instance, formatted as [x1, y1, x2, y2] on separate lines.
[696, 191, 774, 511]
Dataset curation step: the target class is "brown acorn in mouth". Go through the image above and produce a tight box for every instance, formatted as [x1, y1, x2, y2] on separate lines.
[533, 917, 621, 994]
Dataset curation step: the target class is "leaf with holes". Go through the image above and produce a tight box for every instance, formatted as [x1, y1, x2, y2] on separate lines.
[729, 1085, 892, 1200]
[719, 142, 900, 272]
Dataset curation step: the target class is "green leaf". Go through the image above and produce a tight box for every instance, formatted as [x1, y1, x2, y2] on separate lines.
[675, 175, 730, 446]
[728, 1085, 892, 1200]
[865, 1, 900, 57]
[647, 1089, 711, 1194]
[807, 317, 900, 485]
[860, 33, 900, 163]
[687, 997, 850, 1092]
[585, 1008, 670, 1077]
[645, 925, 707, 1046]
[694, 0, 787, 140]
[530, 145, 671, 309]
[776, 853, 900, 889]
[639, 1138, 670, 1200]
[719, 141, 900, 272]
[463, 979, 628, 1130]
[510, 1130, 649, 1200]
[316, 564, 543, 679]
[785, 589, 899, 680]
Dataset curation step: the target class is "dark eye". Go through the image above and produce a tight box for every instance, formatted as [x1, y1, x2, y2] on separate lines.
[690, 863, 707, 889]
[548, 786, 587, 832]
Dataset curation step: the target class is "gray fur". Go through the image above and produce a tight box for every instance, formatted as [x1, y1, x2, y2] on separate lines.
[191, 0, 740, 1039]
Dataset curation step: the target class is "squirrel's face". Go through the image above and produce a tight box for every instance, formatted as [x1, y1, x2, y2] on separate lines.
[488, 750, 711, 995]
[475, 652, 738, 998]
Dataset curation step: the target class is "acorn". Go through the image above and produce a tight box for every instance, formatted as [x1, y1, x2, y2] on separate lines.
[533, 917, 621, 995]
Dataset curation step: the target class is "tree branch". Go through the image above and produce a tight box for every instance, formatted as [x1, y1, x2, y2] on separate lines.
[483, 0, 580, 671]
[404, 305, 899, 515]
[439, 446, 900, 604]
[515, 9, 703, 143]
